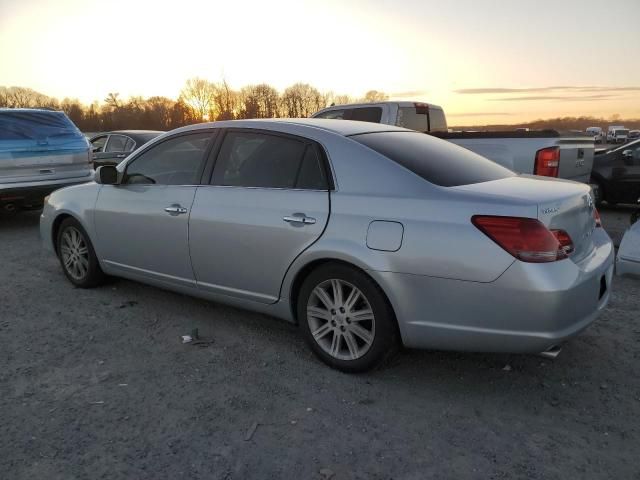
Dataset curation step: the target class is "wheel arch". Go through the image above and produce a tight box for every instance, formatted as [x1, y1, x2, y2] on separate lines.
[51, 212, 91, 255]
[287, 257, 398, 333]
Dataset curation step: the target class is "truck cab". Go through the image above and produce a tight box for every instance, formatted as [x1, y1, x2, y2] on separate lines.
[314, 102, 448, 133]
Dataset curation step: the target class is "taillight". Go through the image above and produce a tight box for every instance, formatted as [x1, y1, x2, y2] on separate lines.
[534, 147, 560, 177]
[594, 208, 602, 228]
[472, 215, 571, 263]
[551, 229, 574, 256]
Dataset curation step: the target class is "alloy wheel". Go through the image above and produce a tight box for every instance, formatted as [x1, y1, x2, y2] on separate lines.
[306, 279, 376, 361]
[60, 227, 90, 281]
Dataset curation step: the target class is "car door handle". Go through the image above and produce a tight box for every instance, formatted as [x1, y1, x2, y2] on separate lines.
[116, 154, 126, 158]
[283, 214, 316, 225]
[164, 205, 188, 215]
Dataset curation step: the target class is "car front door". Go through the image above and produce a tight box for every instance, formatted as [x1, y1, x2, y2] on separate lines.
[189, 129, 331, 303]
[93, 131, 215, 287]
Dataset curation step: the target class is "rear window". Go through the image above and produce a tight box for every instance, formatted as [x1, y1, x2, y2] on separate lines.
[350, 131, 514, 187]
[0, 110, 82, 141]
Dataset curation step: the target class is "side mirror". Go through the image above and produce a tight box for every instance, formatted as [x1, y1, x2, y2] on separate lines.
[95, 165, 119, 185]
[623, 149, 633, 158]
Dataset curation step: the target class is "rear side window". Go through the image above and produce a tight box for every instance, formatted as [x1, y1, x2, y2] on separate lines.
[105, 135, 129, 152]
[315, 107, 382, 124]
[350, 131, 514, 187]
[397, 106, 448, 132]
[350, 107, 382, 123]
[0, 110, 82, 141]
[212, 131, 329, 190]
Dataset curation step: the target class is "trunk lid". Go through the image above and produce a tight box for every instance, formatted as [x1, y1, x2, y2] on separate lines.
[556, 136, 594, 183]
[452, 175, 597, 262]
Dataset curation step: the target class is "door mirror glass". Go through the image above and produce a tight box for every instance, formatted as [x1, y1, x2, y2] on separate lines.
[95, 165, 119, 185]
[623, 149, 633, 157]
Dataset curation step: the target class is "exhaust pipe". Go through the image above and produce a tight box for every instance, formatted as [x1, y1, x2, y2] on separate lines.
[539, 344, 562, 359]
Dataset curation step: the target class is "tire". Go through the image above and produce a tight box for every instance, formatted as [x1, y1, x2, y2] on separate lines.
[56, 217, 105, 288]
[297, 263, 399, 373]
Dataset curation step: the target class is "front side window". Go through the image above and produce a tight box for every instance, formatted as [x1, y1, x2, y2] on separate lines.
[105, 135, 130, 152]
[124, 132, 212, 185]
[211, 131, 328, 190]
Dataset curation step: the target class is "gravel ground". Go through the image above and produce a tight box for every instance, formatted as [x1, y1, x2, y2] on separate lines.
[1, 206, 639, 480]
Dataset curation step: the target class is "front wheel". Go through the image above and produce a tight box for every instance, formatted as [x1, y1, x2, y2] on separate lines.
[56, 218, 105, 288]
[298, 263, 398, 372]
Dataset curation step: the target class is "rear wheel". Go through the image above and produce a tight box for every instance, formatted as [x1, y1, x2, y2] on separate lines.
[298, 263, 398, 372]
[56, 218, 105, 288]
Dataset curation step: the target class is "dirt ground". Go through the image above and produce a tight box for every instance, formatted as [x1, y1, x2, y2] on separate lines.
[1, 206, 639, 480]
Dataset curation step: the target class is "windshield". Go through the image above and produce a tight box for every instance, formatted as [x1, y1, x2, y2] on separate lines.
[614, 130, 629, 136]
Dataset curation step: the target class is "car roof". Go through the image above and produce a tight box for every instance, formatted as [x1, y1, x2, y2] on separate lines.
[174, 118, 411, 137]
[0, 108, 66, 115]
[315, 101, 444, 112]
[111, 130, 165, 135]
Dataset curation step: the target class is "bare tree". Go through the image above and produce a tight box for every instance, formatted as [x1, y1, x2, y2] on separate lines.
[280, 83, 323, 118]
[180, 77, 217, 121]
[104, 92, 121, 109]
[239, 84, 280, 119]
[362, 90, 388, 103]
[60, 98, 84, 125]
[215, 79, 241, 120]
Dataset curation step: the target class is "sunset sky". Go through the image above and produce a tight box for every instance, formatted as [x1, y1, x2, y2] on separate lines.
[1, 0, 639, 124]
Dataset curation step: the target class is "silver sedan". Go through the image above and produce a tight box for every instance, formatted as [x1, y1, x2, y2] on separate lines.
[40, 119, 614, 371]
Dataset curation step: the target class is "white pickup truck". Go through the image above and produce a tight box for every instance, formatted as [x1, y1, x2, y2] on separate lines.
[312, 101, 595, 183]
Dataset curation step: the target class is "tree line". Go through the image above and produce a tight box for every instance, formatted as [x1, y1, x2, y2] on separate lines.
[0, 80, 389, 132]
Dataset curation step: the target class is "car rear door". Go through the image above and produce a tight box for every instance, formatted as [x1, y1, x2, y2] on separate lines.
[94, 134, 133, 167]
[93, 131, 215, 287]
[189, 129, 331, 304]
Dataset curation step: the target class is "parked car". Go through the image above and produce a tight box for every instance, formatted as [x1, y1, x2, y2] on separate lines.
[590, 139, 640, 205]
[607, 126, 629, 144]
[0, 108, 93, 212]
[313, 102, 595, 184]
[617, 206, 640, 278]
[586, 126, 604, 144]
[628, 130, 640, 140]
[40, 119, 613, 371]
[89, 130, 163, 168]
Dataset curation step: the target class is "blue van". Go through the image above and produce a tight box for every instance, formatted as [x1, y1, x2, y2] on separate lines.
[0, 108, 93, 211]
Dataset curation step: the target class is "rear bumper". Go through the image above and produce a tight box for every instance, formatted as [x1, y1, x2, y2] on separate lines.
[372, 228, 614, 353]
[0, 175, 93, 206]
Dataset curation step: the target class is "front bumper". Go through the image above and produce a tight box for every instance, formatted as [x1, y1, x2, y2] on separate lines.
[373, 228, 615, 353]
